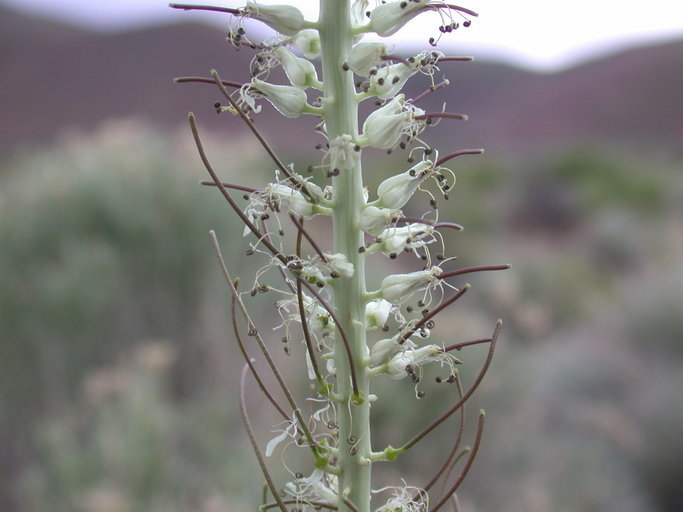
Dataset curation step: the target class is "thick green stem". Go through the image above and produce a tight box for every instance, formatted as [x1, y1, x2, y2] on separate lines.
[318, 2, 371, 511]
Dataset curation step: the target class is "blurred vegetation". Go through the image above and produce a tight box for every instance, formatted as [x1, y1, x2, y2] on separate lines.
[1, 122, 682, 511]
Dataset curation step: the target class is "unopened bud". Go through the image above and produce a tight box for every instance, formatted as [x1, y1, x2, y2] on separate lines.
[365, 299, 393, 330]
[252, 79, 308, 118]
[291, 29, 321, 59]
[272, 47, 318, 89]
[380, 267, 442, 304]
[246, 1, 305, 36]
[359, 206, 401, 236]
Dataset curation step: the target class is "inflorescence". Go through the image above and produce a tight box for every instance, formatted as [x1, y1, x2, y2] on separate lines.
[172, 1, 507, 511]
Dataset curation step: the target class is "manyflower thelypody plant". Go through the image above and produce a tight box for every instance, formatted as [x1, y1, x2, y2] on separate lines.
[172, 1, 508, 511]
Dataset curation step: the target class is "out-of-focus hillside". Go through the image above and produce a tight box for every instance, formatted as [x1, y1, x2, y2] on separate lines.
[1, 3, 683, 154]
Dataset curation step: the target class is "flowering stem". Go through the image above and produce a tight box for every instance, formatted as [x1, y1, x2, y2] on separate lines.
[319, 1, 371, 510]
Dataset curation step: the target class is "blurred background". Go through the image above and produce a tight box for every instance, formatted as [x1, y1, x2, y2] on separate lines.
[1, 1, 682, 511]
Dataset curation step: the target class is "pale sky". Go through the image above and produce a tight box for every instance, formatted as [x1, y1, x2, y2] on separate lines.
[5, 0, 683, 70]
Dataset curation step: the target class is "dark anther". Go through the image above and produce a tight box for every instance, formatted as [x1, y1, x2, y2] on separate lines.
[246, 249, 254, 256]
[348, 435, 357, 444]
[424, 148, 433, 155]
[243, 194, 250, 200]
[382, 325, 390, 332]
[417, 300, 425, 307]
[354, 144, 361, 152]
[435, 376, 442, 383]
[443, 193, 449, 200]
[446, 374, 456, 383]
[250, 288, 257, 297]
[411, 375, 420, 383]
[420, 255, 428, 261]
[409, 169, 417, 177]
[464, 19, 472, 27]
[342, 63, 350, 71]
[349, 446, 357, 455]
[421, 309, 429, 316]
[437, 254, 444, 260]
[248, 327, 258, 336]
[400, 142, 407, 150]
[429, 199, 437, 207]
[407, 156, 415, 163]
[425, 320, 435, 329]
[237, 27, 245, 35]
[332, 168, 340, 176]
[316, 281, 325, 288]
[282, 337, 288, 343]
[279, 229, 285, 236]
[406, 305, 413, 313]
[315, 143, 323, 150]
[260, 213, 270, 220]
[417, 390, 426, 398]
[307, 165, 314, 172]
[284, 346, 290, 354]
[392, 76, 400, 84]
[390, 253, 397, 259]
[330, 271, 339, 279]
[295, 472, 304, 479]
[400, 1, 407, 7]
[406, 364, 414, 374]
[378, 78, 385, 85]
[213, 102, 221, 109]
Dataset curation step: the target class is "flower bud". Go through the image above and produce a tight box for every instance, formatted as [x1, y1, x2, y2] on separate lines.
[252, 79, 308, 118]
[365, 299, 393, 330]
[348, 42, 388, 77]
[272, 47, 318, 89]
[291, 29, 321, 59]
[369, 0, 427, 36]
[380, 267, 442, 304]
[246, 1, 305, 36]
[377, 160, 434, 209]
[359, 206, 401, 236]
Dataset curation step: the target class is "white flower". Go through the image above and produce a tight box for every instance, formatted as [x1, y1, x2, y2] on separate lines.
[327, 134, 361, 173]
[291, 28, 321, 59]
[368, 223, 436, 257]
[361, 94, 425, 150]
[245, 1, 305, 36]
[375, 485, 429, 512]
[324, 253, 355, 278]
[348, 42, 388, 77]
[369, 0, 428, 36]
[368, 61, 416, 99]
[251, 79, 308, 118]
[365, 299, 393, 330]
[264, 183, 314, 216]
[285, 469, 339, 505]
[380, 267, 442, 304]
[376, 160, 434, 209]
[272, 46, 318, 89]
[359, 206, 401, 236]
[370, 334, 416, 366]
[386, 345, 441, 379]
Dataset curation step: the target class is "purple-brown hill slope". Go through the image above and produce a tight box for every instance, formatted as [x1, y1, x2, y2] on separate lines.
[1, 3, 682, 154]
